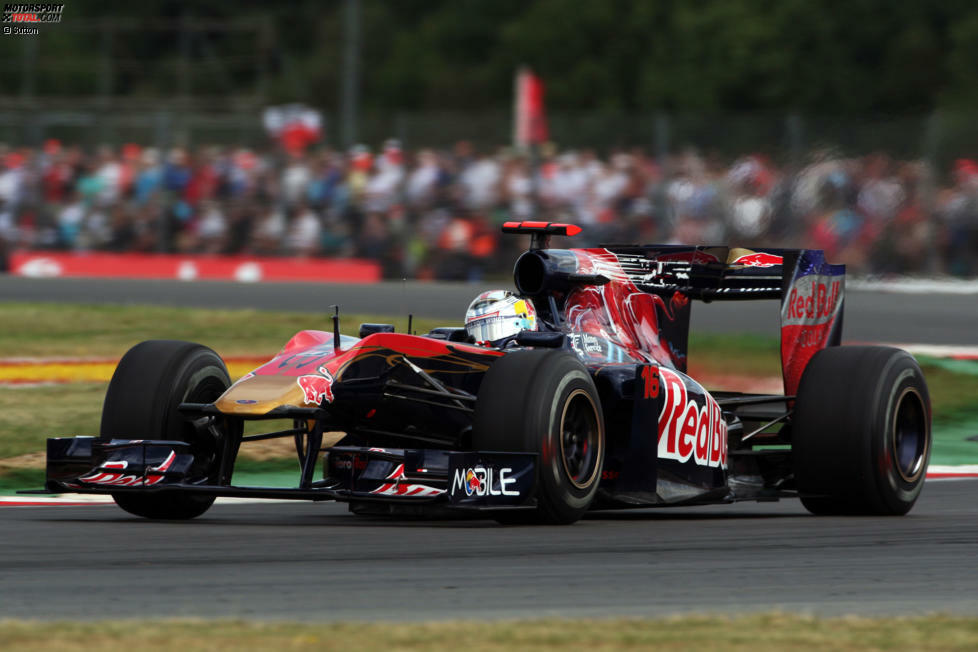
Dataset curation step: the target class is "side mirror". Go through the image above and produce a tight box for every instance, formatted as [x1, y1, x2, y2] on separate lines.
[358, 323, 395, 338]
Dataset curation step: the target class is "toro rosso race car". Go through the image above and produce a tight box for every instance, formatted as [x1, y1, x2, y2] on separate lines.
[30, 222, 931, 524]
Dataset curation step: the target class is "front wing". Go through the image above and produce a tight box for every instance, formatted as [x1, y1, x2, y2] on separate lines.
[38, 437, 537, 511]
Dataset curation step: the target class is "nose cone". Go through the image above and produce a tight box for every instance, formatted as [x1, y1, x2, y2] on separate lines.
[214, 374, 307, 415]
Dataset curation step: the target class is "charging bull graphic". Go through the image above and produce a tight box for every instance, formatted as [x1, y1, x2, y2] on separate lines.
[296, 366, 336, 406]
[731, 252, 783, 268]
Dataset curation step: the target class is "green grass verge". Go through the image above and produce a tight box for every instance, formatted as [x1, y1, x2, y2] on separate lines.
[915, 356, 978, 424]
[0, 379, 316, 459]
[0, 302, 445, 359]
[919, 361, 978, 425]
[0, 467, 43, 493]
[0, 382, 106, 459]
[687, 332, 782, 377]
[0, 614, 976, 651]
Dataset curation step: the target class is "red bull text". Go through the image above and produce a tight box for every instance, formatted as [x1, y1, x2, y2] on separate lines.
[656, 367, 728, 469]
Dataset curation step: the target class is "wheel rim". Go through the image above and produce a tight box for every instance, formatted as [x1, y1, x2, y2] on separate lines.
[891, 386, 928, 483]
[559, 389, 602, 489]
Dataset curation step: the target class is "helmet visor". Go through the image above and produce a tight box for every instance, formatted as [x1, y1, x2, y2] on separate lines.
[465, 314, 527, 343]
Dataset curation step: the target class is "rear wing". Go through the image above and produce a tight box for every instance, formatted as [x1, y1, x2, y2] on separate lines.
[503, 223, 845, 395]
[601, 245, 845, 395]
[601, 245, 796, 301]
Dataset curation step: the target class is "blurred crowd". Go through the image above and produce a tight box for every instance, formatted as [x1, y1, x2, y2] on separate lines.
[1, 138, 977, 279]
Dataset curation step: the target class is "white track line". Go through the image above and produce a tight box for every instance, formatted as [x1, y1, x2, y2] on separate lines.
[849, 277, 978, 294]
[928, 465, 978, 479]
[893, 344, 978, 360]
[0, 495, 298, 506]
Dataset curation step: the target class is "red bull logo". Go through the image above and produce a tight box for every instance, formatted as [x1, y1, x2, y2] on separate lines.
[783, 276, 842, 326]
[465, 469, 482, 495]
[296, 366, 336, 405]
[731, 252, 783, 268]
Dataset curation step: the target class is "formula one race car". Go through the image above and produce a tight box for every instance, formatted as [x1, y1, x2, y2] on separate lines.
[32, 222, 932, 524]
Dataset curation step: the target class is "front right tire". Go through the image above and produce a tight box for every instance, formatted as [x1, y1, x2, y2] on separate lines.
[472, 349, 605, 524]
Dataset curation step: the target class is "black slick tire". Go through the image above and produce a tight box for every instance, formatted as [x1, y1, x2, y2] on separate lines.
[793, 346, 931, 516]
[472, 349, 605, 525]
[100, 340, 234, 520]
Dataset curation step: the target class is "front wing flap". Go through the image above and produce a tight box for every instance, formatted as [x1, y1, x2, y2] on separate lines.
[46, 437, 196, 491]
[326, 447, 536, 508]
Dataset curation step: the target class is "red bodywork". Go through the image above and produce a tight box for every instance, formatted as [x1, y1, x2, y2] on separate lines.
[564, 248, 690, 369]
[252, 331, 503, 381]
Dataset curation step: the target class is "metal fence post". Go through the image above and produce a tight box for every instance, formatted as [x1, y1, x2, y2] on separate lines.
[340, 0, 361, 148]
[921, 110, 942, 275]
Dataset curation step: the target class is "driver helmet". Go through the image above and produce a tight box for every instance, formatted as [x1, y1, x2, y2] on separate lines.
[464, 290, 537, 344]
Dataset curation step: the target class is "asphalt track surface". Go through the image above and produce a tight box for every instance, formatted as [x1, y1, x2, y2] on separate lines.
[1, 480, 977, 621]
[0, 275, 975, 345]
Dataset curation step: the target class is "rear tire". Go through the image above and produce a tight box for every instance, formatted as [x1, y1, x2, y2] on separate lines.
[100, 340, 235, 520]
[793, 346, 931, 516]
[473, 349, 605, 524]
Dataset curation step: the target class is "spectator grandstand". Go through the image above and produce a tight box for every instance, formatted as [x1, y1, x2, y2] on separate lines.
[1, 139, 976, 280]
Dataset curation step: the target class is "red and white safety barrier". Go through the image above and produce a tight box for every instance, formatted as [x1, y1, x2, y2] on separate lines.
[10, 251, 381, 283]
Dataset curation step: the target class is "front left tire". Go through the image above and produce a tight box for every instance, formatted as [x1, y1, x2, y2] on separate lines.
[100, 340, 235, 520]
